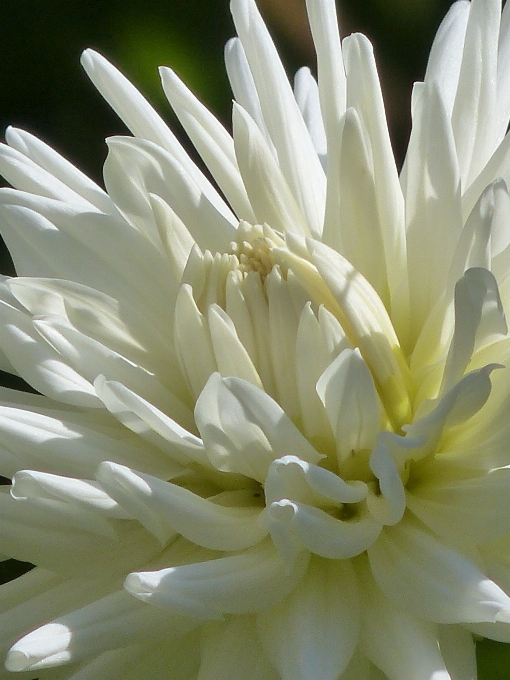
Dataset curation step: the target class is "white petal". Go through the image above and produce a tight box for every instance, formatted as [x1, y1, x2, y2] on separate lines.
[232, 103, 310, 236]
[81, 49, 233, 225]
[257, 557, 359, 680]
[450, 0, 500, 185]
[368, 517, 510, 623]
[125, 540, 310, 618]
[322, 107, 389, 304]
[441, 268, 507, 392]
[224, 38, 275, 154]
[342, 33, 407, 326]
[367, 433, 407, 526]
[194, 373, 322, 482]
[268, 498, 382, 560]
[0, 491, 119, 571]
[407, 467, 510, 546]
[293, 68, 327, 167]
[358, 559, 453, 680]
[104, 137, 236, 253]
[264, 455, 368, 507]
[403, 80, 462, 344]
[208, 304, 262, 388]
[174, 283, 217, 401]
[159, 67, 256, 223]
[317, 348, 381, 463]
[198, 616, 278, 680]
[307, 240, 411, 428]
[97, 462, 267, 550]
[295, 303, 339, 444]
[425, 0, 470, 117]
[5, 591, 199, 670]
[438, 625, 477, 680]
[0, 400, 174, 479]
[11, 470, 127, 518]
[304, 0, 346, 136]
[8, 276, 181, 385]
[0, 300, 101, 407]
[94, 376, 208, 469]
[5, 127, 117, 215]
[0, 144, 95, 210]
[230, 0, 326, 236]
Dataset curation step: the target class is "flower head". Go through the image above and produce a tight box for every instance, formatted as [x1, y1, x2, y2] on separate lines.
[1, 0, 510, 678]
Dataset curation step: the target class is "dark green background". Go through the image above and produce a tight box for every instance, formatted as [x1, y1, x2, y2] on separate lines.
[0, 0, 509, 677]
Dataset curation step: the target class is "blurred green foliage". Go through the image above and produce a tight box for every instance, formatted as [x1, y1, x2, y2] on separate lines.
[2, 1, 510, 678]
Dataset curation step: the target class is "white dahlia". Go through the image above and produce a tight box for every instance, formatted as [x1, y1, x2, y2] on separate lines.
[1, 0, 510, 678]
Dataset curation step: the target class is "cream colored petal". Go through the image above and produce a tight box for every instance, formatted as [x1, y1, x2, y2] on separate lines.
[438, 625, 477, 680]
[304, 0, 346, 136]
[407, 364, 497, 459]
[65, 636, 200, 680]
[367, 433, 407, 526]
[295, 303, 337, 444]
[257, 556, 359, 680]
[208, 304, 262, 388]
[265, 267, 302, 420]
[306, 240, 411, 429]
[322, 107, 389, 305]
[450, 180, 499, 286]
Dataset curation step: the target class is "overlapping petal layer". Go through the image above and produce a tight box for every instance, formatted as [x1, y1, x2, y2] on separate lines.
[1, 1, 510, 679]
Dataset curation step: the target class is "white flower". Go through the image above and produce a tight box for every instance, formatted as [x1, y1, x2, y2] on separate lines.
[1, 0, 510, 678]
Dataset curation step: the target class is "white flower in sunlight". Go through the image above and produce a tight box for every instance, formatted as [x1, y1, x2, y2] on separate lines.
[1, 0, 510, 678]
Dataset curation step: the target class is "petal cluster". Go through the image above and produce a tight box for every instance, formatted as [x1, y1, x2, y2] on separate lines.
[1, 0, 510, 679]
